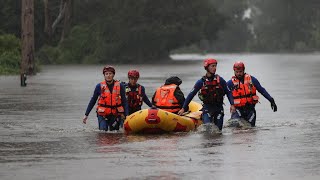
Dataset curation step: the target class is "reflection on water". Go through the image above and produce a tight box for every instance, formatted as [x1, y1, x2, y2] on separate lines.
[1, 54, 320, 179]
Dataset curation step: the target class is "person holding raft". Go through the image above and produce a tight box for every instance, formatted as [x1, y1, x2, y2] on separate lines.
[178, 58, 235, 131]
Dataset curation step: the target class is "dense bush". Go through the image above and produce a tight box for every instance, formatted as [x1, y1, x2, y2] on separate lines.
[37, 0, 225, 64]
[0, 34, 21, 74]
[37, 25, 96, 64]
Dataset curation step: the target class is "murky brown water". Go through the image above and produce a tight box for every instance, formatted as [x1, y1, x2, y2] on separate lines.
[1, 54, 320, 180]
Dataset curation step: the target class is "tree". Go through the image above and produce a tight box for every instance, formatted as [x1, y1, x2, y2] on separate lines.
[0, 0, 20, 36]
[210, 0, 253, 52]
[21, 0, 35, 79]
[249, 0, 320, 52]
[58, 0, 226, 63]
[43, 0, 72, 43]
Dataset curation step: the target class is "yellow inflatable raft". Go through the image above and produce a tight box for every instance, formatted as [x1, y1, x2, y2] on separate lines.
[124, 101, 203, 134]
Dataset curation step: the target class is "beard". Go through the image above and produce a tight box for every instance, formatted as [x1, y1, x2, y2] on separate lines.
[236, 74, 244, 80]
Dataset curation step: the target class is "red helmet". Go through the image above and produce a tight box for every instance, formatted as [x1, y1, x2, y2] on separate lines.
[128, 69, 140, 79]
[102, 65, 115, 74]
[233, 61, 245, 71]
[203, 58, 218, 69]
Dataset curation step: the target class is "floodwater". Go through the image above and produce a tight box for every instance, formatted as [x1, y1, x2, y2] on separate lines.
[0, 53, 320, 180]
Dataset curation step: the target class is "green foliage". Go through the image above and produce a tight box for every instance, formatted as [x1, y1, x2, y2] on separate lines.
[210, 0, 253, 52]
[34, 0, 46, 50]
[36, 45, 60, 64]
[57, 25, 95, 64]
[4, 0, 320, 65]
[249, 0, 320, 52]
[37, 25, 96, 64]
[0, 34, 20, 53]
[0, 0, 47, 50]
[294, 41, 308, 52]
[0, 34, 21, 75]
[309, 21, 320, 49]
[61, 0, 225, 64]
[0, 0, 20, 37]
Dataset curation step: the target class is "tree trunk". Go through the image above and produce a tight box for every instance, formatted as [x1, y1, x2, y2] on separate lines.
[21, 0, 35, 86]
[44, 0, 52, 40]
[60, 0, 72, 43]
[52, 0, 66, 34]
[43, 0, 72, 44]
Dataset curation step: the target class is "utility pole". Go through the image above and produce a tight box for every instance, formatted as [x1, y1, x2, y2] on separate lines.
[21, 0, 35, 86]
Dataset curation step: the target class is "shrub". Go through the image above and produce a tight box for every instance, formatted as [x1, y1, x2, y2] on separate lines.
[0, 34, 21, 75]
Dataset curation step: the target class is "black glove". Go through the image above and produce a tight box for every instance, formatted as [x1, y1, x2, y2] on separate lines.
[270, 98, 277, 112]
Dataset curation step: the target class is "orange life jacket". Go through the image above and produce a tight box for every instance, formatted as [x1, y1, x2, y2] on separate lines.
[153, 84, 181, 113]
[198, 75, 224, 104]
[231, 74, 259, 107]
[126, 84, 143, 108]
[96, 80, 124, 116]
